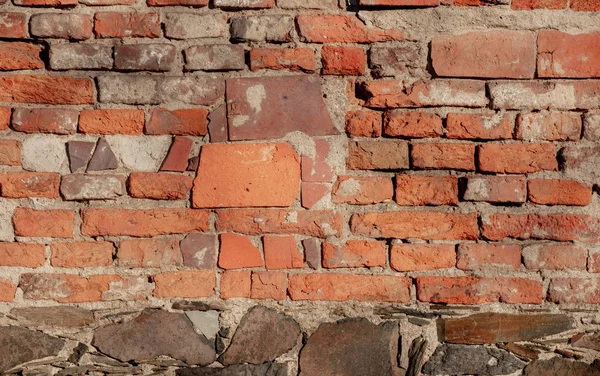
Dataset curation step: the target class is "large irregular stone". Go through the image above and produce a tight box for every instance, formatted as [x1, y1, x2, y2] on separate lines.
[523, 358, 600, 376]
[10, 306, 94, 327]
[422, 344, 525, 375]
[572, 331, 600, 351]
[0, 326, 65, 372]
[442, 313, 573, 344]
[177, 363, 290, 376]
[299, 318, 399, 376]
[93, 309, 216, 365]
[221, 305, 300, 365]
[226, 76, 337, 141]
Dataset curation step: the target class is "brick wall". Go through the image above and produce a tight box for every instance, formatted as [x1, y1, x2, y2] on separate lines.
[1, 0, 600, 375]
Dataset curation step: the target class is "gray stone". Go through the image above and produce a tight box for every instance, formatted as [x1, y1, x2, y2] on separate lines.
[0, 326, 65, 372]
[50, 44, 113, 70]
[422, 344, 525, 375]
[98, 75, 161, 105]
[165, 14, 228, 39]
[230, 16, 294, 43]
[93, 309, 216, 365]
[172, 300, 225, 311]
[106, 135, 171, 172]
[60, 174, 125, 200]
[177, 363, 290, 376]
[524, 358, 600, 376]
[221, 306, 301, 365]
[185, 45, 245, 72]
[369, 44, 428, 78]
[10, 306, 94, 327]
[299, 318, 399, 376]
[87, 138, 119, 172]
[572, 331, 600, 351]
[21, 135, 67, 173]
[67, 141, 95, 173]
[181, 233, 218, 269]
[0, 198, 16, 242]
[186, 311, 220, 341]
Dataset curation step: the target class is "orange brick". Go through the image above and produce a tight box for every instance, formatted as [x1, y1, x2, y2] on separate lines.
[322, 240, 386, 268]
[13, 209, 75, 238]
[79, 109, 144, 135]
[446, 113, 512, 140]
[390, 244, 455, 271]
[0, 280, 16, 302]
[50, 241, 113, 268]
[511, 0, 567, 9]
[218, 233, 263, 269]
[128, 172, 193, 200]
[0, 139, 20, 166]
[251, 271, 287, 300]
[263, 235, 303, 270]
[0, 42, 43, 71]
[0, 172, 60, 198]
[94, 12, 161, 38]
[463, 176, 527, 204]
[384, 111, 443, 138]
[528, 179, 592, 206]
[395, 175, 458, 206]
[321, 46, 366, 76]
[412, 143, 475, 171]
[0, 107, 10, 130]
[538, 31, 600, 78]
[297, 15, 404, 43]
[250, 48, 316, 72]
[153, 270, 215, 298]
[345, 110, 382, 137]
[146, 108, 208, 136]
[457, 244, 521, 271]
[0, 75, 94, 105]
[332, 176, 393, 205]
[523, 244, 587, 270]
[478, 143, 557, 174]
[0, 243, 45, 267]
[118, 238, 181, 267]
[20, 273, 122, 303]
[220, 270, 251, 299]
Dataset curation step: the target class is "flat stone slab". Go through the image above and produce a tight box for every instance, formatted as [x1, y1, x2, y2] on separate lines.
[524, 358, 600, 376]
[422, 344, 525, 375]
[177, 362, 290, 376]
[0, 326, 65, 372]
[10, 306, 94, 327]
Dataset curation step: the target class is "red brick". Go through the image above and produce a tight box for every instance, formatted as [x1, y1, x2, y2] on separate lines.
[412, 143, 476, 171]
[478, 143, 557, 174]
[0, 140, 20, 166]
[289, 273, 411, 303]
[321, 46, 366, 76]
[251, 271, 287, 300]
[207, 105, 227, 142]
[482, 213, 600, 243]
[301, 139, 334, 182]
[511, 0, 567, 9]
[432, 31, 536, 78]
[322, 240, 386, 268]
[115, 44, 176, 72]
[217, 209, 342, 238]
[0, 107, 9, 130]
[457, 244, 521, 271]
[384, 111, 443, 138]
[20, 273, 122, 303]
[570, 0, 600, 11]
[360, 80, 487, 108]
[515, 112, 581, 141]
[0, 280, 16, 302]
[538, 31, 600, 78]
[146, 108, 208, 136]
[118, 238, 181, 267]
[345, 110, 382, 137]
[12, 108, 78, 134]
[360, 0, 438, 5]
[588, 250, 600, 273]
[395, 175, 458, 206]
[528, 179, 592, 206]
[220, 270, 251, 299]
[347, 140, 409, 170]
[250, 48, 316, 72]
[160, 136, 193, 172]
[153, 270, 215, 298]
[0, 43, 43, 71]
[390, 244, 455, 271]
[30, 14, 92, 40]
[523, 243, 587, 270]
[13, 209, 74, 238]
[417, 276, 543, 304]
[0, 75, 94, 105]
[0, 172, 59, 198]
[50, 241, 113, 268]
[0, 13, 27, 39]
[147, 0, 207, 5]
[463, 176, 527, 204]
[296, 15, 405, 43]
[301, 182, 329, 209]
[81, 209, 209, 237]
[79, 109, 144, 135]
[94, 12, 160, 38]
[351, 211, 478, 240]
[263, 235, 303, 270]
[548, 278, 600, 304]
[193, 143, 300, 208]
[0, 243, 45, 267]
[218, 233, 263, 269]
[332, 176, 393, 205]
[14, 0, 77, 5]
[128, 172, 193, 200]
[446, 113, 512, 140]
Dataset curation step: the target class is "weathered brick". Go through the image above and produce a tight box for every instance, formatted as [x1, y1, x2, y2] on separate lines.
[289, 274, 411, 302]
[180, 233, 217, 269]
[457, 244, 521, 271]
[251, 271, 287, 300]
[250, 48, 316, 72]
[20, 273, 122, 303]
[297, 15, 405, 43]
[153, 270, 215, 298]
[395, 175, 458, 206]
[538, 31, 600, 78]
[511, 0, 566, 9]
[278, 0, 336, 8]
[0, 140, 20, 166]
[0, 280, 16, 302]
[193, 143, 300, 208]
[147, 0, 206, 5]
[118, 238, 181, 267]
[50, 44, 112, 70]
[360, 80, 487, 108]
[523, 243, 587, 270]
[0, 172, 59, 198]
[230, 15, 293, 43]
[218, 233, 263, 269]
[463, 176, 527, 204]
[146, 108, 207, 136]
[446, 112, 512, 140]
[0, 43, 43, 71]
[217, 209, 342, 237]
[412, 142, 475, 171]
[14, 0, 76, 5]
[360, 0, 438, 5]
[128, 172, 193, 200]
[347, 140, 409, 170]
[570, 0, 600, 11]
[114, 44, 176, 72]
[583, 112, 600, 141]
[516, 112, 581, 141]
[301, 182, 328, 209]
[82, 0, 135, 4]
[548, 278, 600, 304]
[13, 209, 74, 238]
[160, 136, 193, 172]
[30, 14, 92, 40]
[0, 75, 94, 105]
[81, 209, 209, 237]
[527, 179, 592, 206]
[482, 213, 600, 243]
[184, 45, 245, 71]
[164, 14, 227, 39]
[60, 174, 125, 200]
[0, 13, 27, 39]
[432, 31, 536, 78]
[98, 75, 160, 105]
[301, 139, 334, 182]
[384, 111, 443, 138]
[50, 241, 113, 267]
[94, 12, 160, 38]
[478, 143, 557, 173]
[321, 46, 366, 76]
[390, 243, 455, 271]
[322, 240, 386, 268]
[588, 250, 600, 273]
[332, 176, 393, 205]
[345, 110, 382, 137]
[561, 146, 600, 186]
[263, 235, 303, 269]
[417, 276, 543, 304]
[0, 107, 10, 130]
[12, 108, 78, 135]
[220, 270, 251, 299]
[215, 0, 273, 8]
[351, 211, 478, 240]
[369, 43, 427, 78]
[161, 77, 224, 105]
[0, 243, 45, 267]
[79, 109, 144, 135]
